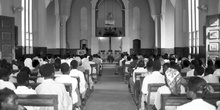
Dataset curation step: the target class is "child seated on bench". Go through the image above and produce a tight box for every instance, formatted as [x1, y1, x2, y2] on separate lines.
[0, 88, 26, 110]
[177, 77, 216, 110]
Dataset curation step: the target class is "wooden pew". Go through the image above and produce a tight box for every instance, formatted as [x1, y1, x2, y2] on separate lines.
[132, 72, 146, 107]
[124, 64, 130, 83]
[90, 64, 98, 83]
[161, 93, 220, 110]
[84, 69, 90, 89]
[14, 83, 72, 97]
[147, 83, 165, 110]
[17, 94, 58, 110]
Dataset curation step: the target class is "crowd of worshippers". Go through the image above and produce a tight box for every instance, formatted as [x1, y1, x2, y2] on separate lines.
[0, 54, 103, 110]
[117, 53, 220, 110]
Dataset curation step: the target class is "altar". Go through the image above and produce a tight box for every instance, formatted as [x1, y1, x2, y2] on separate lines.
[98, 50, 121, 63]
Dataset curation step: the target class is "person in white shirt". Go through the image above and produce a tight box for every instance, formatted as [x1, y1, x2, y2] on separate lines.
[55, 63, 79, 106]
[54, 58, 62, 76]
[35, 64, 72, 110]
[203, 68, 219, 83]
[177, 77, 216, 110]
[186, 59, 199, 77]
[140, 60, 165, 110]
[70, 60, 87, 99]
[129, 60, 147, 101]
[14, 71, 37, 110]
[214, 60, 220, 77]
[0, 68, 15, 90]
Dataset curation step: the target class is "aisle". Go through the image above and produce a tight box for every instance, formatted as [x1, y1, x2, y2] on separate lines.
[84, 63, 137, 110]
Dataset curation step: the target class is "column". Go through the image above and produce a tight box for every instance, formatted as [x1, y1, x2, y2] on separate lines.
[122, 0, 130, 54]
[60, 15, 68, 48]
[91, 0, 99, 54]
[54, 0, 60, 48]
[148, 0, 162, 55]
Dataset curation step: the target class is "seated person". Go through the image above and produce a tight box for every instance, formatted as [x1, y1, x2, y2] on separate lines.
[140, 60, 165, 110]
[177, 77, 216, 110]
[214, 60, 220, 77]
[70, 60, 87, 98]
[186, 59, 199, 77]
[55, 63, 79, 106]
[14, 71, 37, 110]
[9, 61, 25, 83]
[154, 67, 186, 110]
[0, 68, 15, 90]
[181, 59, 191, 75]
[203, 67, 219, 83]
[0, 88, 26, 110]
[35, 64, 72, 110]
[217, 101, 220, 110]
[31, 59, 40, 77]
[54, 58, 62, 76]
[14, 71, 36, 94]
[129, 60, 148, 94]
[194, 66, 204, 77]
[88, 55, 97, 74]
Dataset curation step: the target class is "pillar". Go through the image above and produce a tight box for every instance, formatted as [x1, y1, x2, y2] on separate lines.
[91, 0, 99, 54]
[148, 0, 162, 55]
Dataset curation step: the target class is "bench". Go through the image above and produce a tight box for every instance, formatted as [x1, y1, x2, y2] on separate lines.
[17, 94, 58, 110]
[161, 93, 220, 110]
[147, 83, 165, 110]
[90, 64, 98, 83]
[133, 72, 146, 105]
[14, 83, 72, 97]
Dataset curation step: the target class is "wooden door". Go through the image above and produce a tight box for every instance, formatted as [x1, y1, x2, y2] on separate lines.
[0, 16, 15, 63]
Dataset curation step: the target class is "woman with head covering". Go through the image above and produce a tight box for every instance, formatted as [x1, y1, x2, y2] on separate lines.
[154, 67, 186, 110]
[24, 58, 33, 70]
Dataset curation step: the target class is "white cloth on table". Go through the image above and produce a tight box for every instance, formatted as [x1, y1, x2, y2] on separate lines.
[0, 79, 15, 90]
[177, 99, 216, 110]
[55, 75, 78, 104]
[35, 79, 72, 110]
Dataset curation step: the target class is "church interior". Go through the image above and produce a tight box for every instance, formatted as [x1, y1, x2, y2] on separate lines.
[0, 0, 219, 60]
[0, 0, 220, 110]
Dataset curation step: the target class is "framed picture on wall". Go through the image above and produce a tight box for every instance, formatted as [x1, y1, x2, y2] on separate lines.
[208, 29, 219, 39]
[208, 42, 219, 52]
[209, 17, 219, 27]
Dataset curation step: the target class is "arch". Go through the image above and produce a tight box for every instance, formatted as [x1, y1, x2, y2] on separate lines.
[91, 0, 129, 54]
[95, 0, 125, 10]
[81, 7, 88, 39]
[133, 7, 140, 39]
